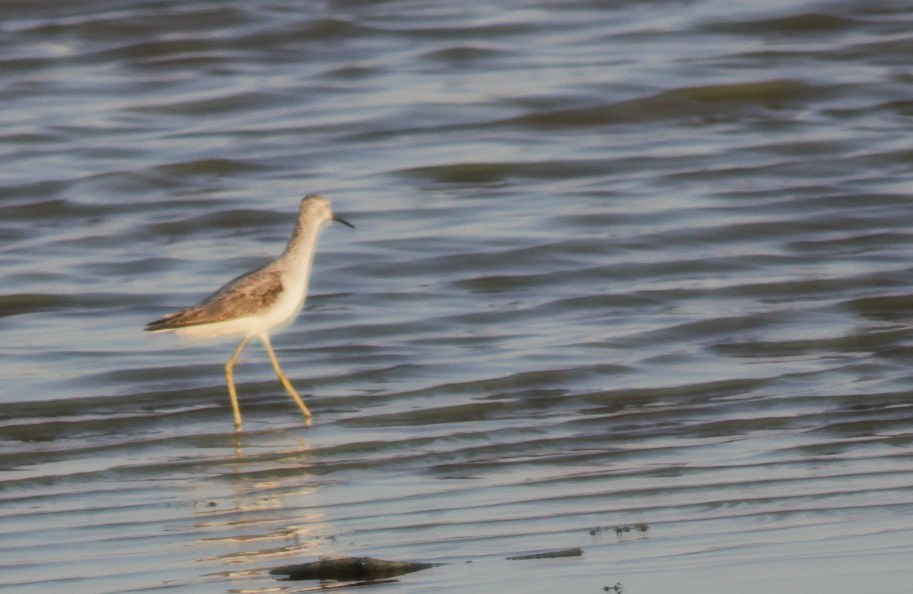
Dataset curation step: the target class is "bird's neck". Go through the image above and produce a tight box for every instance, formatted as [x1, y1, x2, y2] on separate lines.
[281, 219, 324, 281]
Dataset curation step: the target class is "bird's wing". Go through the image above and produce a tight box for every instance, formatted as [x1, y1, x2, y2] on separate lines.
[145, 266, 284, 331]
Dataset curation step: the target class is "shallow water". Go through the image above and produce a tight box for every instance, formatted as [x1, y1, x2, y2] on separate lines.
[2, 1, 913, 592]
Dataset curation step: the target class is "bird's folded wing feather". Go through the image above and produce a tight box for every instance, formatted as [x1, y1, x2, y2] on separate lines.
[146, 267, 284, 330]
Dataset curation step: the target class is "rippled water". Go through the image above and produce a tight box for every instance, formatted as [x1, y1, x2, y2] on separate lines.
[3, 1, 913, 592]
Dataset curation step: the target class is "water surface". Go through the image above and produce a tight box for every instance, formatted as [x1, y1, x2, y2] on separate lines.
[2, 1, 913, 592]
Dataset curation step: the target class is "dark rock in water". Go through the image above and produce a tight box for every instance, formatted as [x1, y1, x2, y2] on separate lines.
[506, 547, 583, 560]
[270, 557, 436, 581]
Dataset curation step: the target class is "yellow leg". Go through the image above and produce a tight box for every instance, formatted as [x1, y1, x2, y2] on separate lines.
[225, 336, 251, 429]
[260, 333, 312, 423]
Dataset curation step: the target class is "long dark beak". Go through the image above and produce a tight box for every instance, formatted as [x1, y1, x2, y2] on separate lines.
[332, 214, 355, 229]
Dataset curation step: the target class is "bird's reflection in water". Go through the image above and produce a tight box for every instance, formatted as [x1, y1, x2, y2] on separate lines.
[188, 429, 337, 585]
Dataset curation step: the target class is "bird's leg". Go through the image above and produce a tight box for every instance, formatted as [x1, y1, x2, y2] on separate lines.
[260, 333, 313, 424]
[225, 336, 251, 429]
